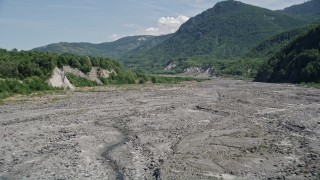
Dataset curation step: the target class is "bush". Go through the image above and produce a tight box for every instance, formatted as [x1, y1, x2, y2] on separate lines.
[151, 76, 157, 83]
[139, 79, 145, 84]
[5, 79, 31, 94]
[0, 77, 55, 98]
[0, 80, 10, 93]
[24, 77, 51, 91]
[66, 73, 98, 87]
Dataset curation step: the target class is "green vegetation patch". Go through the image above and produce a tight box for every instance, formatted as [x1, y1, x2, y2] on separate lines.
[0, 48, 122, 101]
[151, 76, 207, 84]
[300, 82, 320, 88]
[65, 73, 98, 87]
[99, 71, 206, 86]
[0, 77, 59, 103]
[0, 48, 121, 80]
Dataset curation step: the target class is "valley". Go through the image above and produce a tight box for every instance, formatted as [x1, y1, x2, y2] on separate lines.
[1, 0, 320, 179]
[1, 78, 320, 179]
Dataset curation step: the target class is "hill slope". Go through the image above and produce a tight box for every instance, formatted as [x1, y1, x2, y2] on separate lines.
[33, 35, 171, 59]
[282, 0, 320, 18]
[247, 22, 320, 58]
[255, 25, 320, 83]
[121, 0, 310, 71]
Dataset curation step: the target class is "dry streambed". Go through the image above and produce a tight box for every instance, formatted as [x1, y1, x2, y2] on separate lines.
[0, 79, 320, 179]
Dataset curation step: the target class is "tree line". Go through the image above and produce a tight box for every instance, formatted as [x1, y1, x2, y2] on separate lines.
[0, 49, 120, 80]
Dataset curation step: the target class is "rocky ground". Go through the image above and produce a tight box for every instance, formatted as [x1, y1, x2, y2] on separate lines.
[0, 78, 320, 180]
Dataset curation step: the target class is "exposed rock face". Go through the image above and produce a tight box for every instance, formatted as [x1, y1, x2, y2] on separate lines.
[62, 66, 100, 85]
[62, 66, 114, 85]
[98, 69, 113, 79]
[165, 63, 177, 70]
[48, 66, 114, 89]
[184, 65, 214, 77]
[48, 67, 75, 90]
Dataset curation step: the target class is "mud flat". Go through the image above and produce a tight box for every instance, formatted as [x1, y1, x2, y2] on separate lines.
[1, 78, 320, 179]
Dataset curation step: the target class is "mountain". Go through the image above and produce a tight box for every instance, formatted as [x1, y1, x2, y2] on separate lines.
[34, 42, 105, 57]
[33, 34, 172, 59]
[121, 0, 310, 71]
[247, 28, 305, 58]
[33, 0, 316, 75]
[247, 21, 320, 58]
[282, 0, 320, 18]
[120, 34, 172, 58]
[255, 24, 320, 83]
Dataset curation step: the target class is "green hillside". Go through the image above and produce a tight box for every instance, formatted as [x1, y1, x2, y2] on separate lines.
[282, 0, 320, 18]
[121, 34, 172, 62]
[121, 0, 310, 71]
[33, 35, 171, 60]
[247, 22, 320, 58]
[255, 25, 320, 83]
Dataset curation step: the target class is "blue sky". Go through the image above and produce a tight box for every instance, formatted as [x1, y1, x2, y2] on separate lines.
[0, 0, 307, 50]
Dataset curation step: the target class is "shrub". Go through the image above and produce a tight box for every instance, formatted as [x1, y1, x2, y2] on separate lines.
[66, 73, 98, 87]
[24, 77, 51, 91]
[151, 76, 157, 83]
[139, 79, 145, 84]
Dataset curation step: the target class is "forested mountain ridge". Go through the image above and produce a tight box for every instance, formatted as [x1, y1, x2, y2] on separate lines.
[247, 21, 320, 58]
[120, 0, 310, 71]
[255, 24, 320, 83]
[33, 35, 172, 59]
[119, 34, 173, 65]
[282, 0, 320, 18]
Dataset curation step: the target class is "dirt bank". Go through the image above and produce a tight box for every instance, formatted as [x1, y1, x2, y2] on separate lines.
[0, 79, 319, 179]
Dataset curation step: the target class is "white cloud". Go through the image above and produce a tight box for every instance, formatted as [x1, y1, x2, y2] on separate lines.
[109, 33, 124, 41]
[123, 23, 139, 28]
[143, 15, 189, 36]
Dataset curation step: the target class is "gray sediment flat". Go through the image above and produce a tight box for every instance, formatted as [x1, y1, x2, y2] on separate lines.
[1, 78, 320, 179]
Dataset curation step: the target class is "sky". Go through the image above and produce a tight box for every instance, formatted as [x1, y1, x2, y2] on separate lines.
[0, 0, 307, 50]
